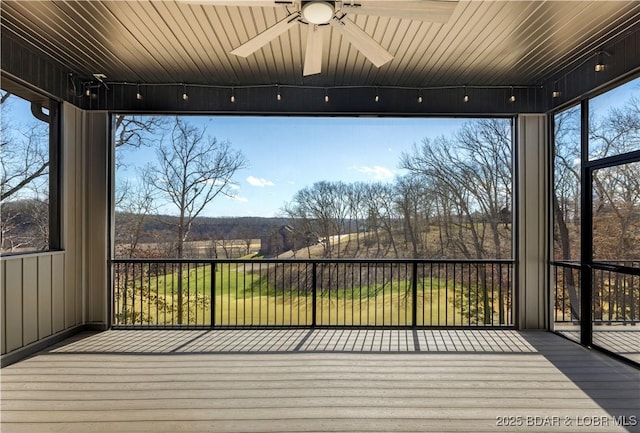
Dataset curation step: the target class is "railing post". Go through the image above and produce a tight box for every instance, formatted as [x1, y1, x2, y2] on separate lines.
[412, 261, 418, 327]
[210, 262, 216, 328]
[312, 262, 317, 327]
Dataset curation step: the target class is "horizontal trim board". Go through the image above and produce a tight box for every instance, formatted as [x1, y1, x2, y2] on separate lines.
[0, 325, 85, 368]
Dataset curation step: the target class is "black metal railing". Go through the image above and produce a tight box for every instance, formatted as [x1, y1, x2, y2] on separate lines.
[551, 261, 582, 324]
[552, 261, 640, 324]
[592, 262, 640, 324]
[111, 259, 514, 328]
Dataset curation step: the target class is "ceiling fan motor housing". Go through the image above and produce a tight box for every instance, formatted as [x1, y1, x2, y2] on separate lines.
[301, 1, 335, 24]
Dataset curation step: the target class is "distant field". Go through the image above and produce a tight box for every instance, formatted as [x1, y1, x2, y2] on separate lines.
[117, 239, 262, 259]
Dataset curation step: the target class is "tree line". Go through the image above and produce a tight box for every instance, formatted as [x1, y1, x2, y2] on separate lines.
[284, 119, 513, 260]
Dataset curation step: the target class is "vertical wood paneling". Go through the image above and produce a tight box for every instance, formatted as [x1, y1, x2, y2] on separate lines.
[37, 255, 53, 338]
[1, 261, 7, 355]
[76, 107, 85, 325]
[84, 111, 109, 326]
[52, 254, 65, 333]
[65, 260, 75, 328]
[63, 103, 86, 329]
[4, 259, 24, 352]
[2, 253, 67, 356]
[518, 114, 548, 329]
[21, 257, 38, 345]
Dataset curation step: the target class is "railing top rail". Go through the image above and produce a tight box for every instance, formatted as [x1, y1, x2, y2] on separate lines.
[550, 261, 582, 269]
[552, 260, 640, 276]
[591, 262, 640, 276]
[111, 258, 515, 265]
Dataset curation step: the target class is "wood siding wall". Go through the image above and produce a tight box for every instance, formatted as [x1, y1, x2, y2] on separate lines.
[83, 110, 109, 326]
[517, 114, 549, 329]
[1, 253, 74, 355]
[1, 104, 110, 359]
[63, 103, 85, 330]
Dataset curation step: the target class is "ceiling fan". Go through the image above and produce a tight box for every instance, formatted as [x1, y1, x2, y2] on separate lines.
[184, 1, 458, 76]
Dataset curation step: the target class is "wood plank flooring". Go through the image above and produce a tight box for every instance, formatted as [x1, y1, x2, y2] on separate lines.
[1, 330, 638, 433]
[555, 324, 640, 363]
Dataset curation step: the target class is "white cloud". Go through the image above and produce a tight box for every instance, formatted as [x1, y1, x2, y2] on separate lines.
[354, 165, 394, 180]
[228, 195, 249, 203]
[247, 176, 275, 187]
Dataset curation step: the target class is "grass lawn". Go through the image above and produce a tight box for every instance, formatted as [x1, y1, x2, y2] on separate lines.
[115, 263, 509, 326]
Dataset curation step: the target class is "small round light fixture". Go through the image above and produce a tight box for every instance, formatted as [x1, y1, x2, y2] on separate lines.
[301, 1, 334, 25]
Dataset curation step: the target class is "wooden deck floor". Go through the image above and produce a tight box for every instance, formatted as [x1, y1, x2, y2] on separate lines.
[555, 324, 640, 364]
[1, 330, 639, 433]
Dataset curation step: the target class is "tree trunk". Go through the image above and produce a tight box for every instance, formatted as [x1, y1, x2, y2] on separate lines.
[553, 193, 579, 321]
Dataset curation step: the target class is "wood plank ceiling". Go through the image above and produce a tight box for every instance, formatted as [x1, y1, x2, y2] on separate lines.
[2, 0, 640, 88]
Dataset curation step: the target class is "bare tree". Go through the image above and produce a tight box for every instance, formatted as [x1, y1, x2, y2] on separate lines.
[114, 171, 157, 258]
[345, 182, 368, 255]
[401, 119, 513, 323]
[590, 95, 640, 261]
[282, 202, 318, 258]
[401, 119, 512, 260]
[113, 114, 168, 259]
[1, 92, 49, 203]
[394, 175, 430, 257]
[366, 182, 399, 257]
[0, 91, 50, 252]
[151, 117, 248, 258]
[113, 114, 167, 170]
[552, 106, 581, 320]
[150, 117, 247, 323]
[288, 181, 341, 257]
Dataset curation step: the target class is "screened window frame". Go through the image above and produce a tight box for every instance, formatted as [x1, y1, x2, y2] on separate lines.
[550, 72, 640, 359]
[0, 77, 61, 255]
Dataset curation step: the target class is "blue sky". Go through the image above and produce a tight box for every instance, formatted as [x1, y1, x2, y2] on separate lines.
[117, 116, 471, 217]
[590, 76, 638, 114]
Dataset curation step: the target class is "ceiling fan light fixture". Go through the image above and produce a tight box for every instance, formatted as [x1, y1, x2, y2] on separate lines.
[302, 2, 334, 25]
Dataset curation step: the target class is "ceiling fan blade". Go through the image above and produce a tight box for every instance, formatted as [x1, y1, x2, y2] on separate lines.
[303, 25, 325, 76]
[340, 1, 457, 23]
[330, 18, 393, 68]
[230, 13, 300, 57]
[177, 1, 294, 7]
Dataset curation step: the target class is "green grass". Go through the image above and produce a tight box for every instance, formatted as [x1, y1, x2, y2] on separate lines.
[115, 264, 509, 326]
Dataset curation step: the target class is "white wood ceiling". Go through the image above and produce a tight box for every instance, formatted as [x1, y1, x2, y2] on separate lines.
[2, 1, 639, 87]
